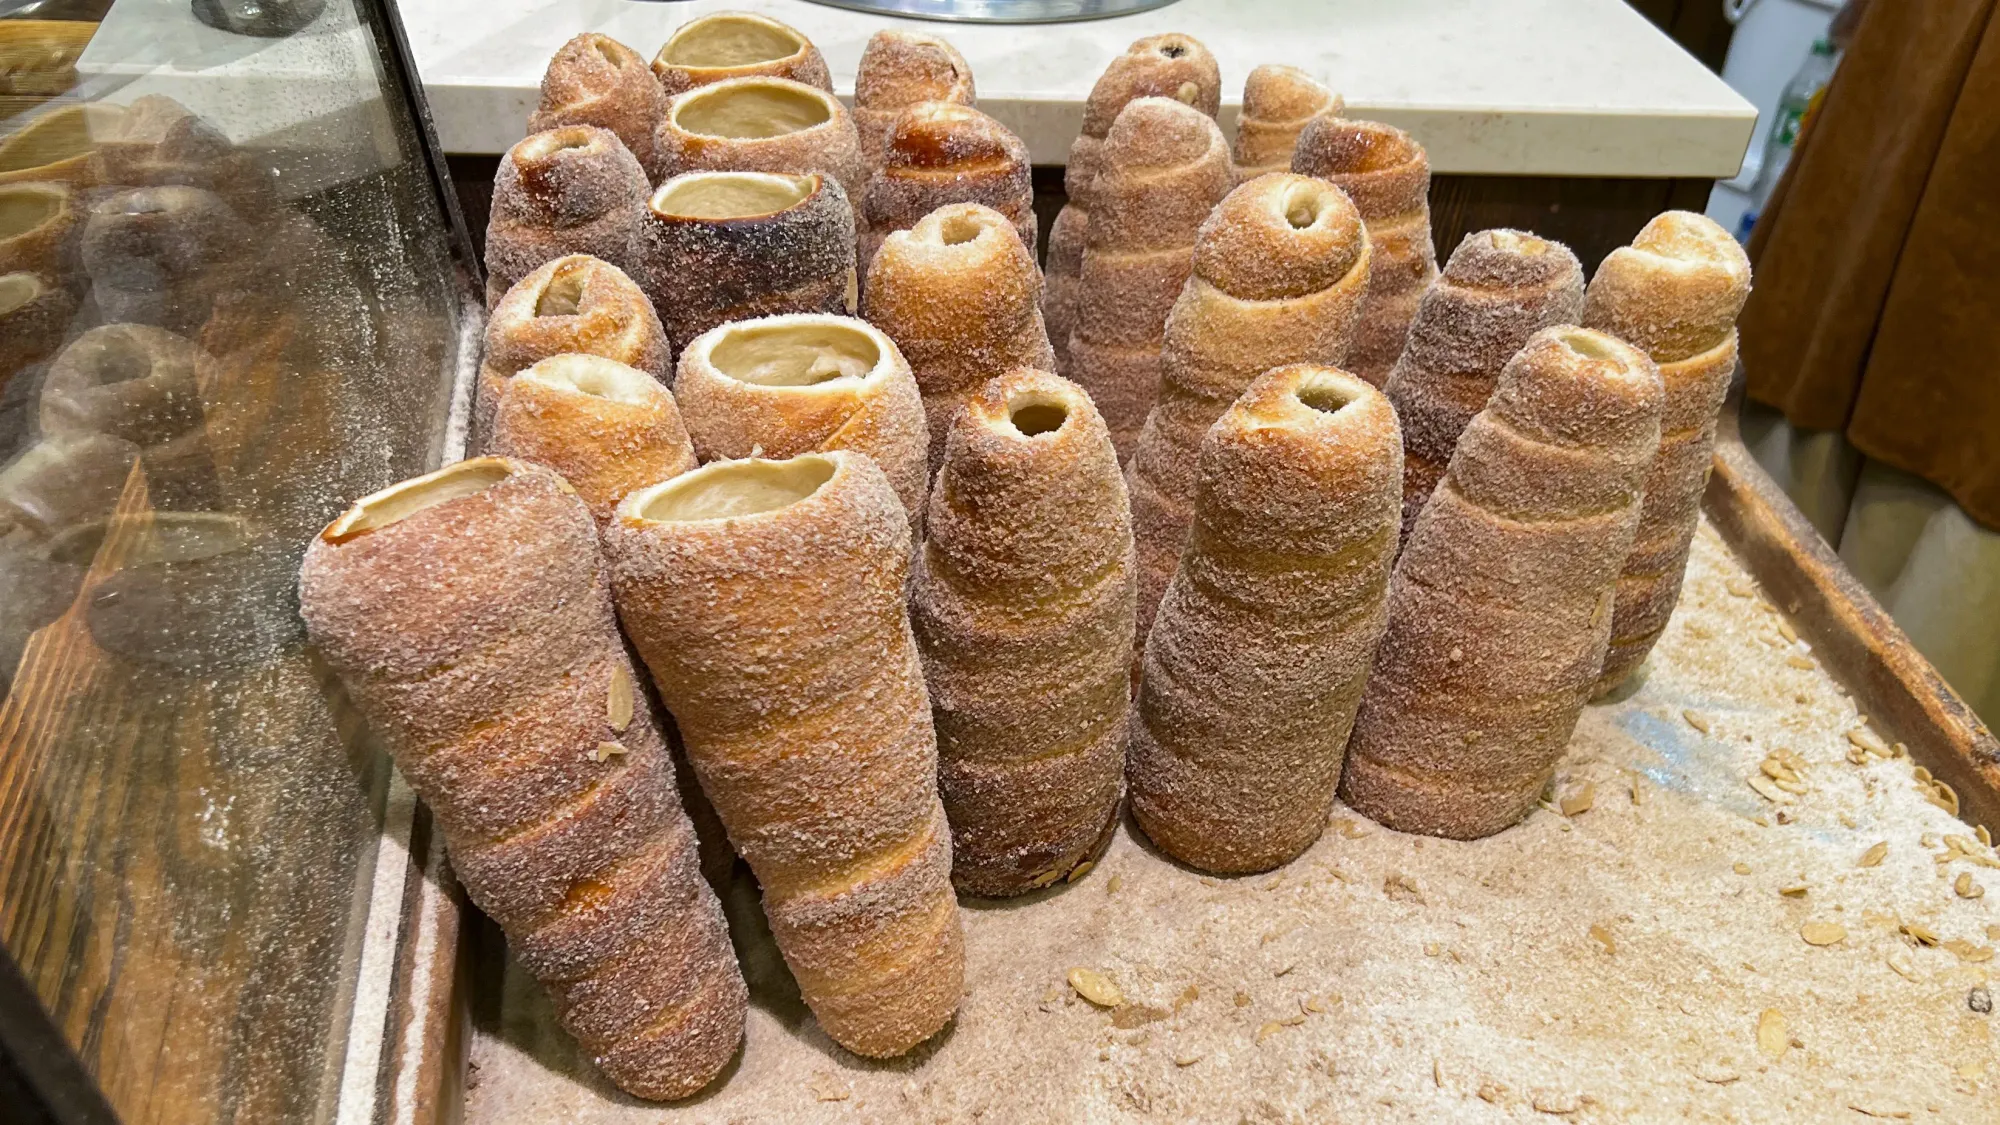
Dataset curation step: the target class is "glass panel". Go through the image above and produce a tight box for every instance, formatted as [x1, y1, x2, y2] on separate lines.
[0, 0, 466, 1119]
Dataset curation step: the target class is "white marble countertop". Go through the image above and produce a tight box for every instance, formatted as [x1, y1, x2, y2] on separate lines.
[403, 0, 1754, 178]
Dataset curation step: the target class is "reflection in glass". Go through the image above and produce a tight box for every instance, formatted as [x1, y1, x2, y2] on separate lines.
[0, 0, 467, 1118]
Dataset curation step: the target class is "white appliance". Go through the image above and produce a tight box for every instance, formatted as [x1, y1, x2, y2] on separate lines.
[1705, 0, 1839, 239]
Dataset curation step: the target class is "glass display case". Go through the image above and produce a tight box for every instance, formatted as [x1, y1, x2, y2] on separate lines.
[0, 0, 478, 1120]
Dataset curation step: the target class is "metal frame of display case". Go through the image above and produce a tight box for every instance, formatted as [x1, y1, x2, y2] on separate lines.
[0, 0, 487, 1119]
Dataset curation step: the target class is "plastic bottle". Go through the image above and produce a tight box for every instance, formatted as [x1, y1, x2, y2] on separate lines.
[1736, 37, 1838, 241]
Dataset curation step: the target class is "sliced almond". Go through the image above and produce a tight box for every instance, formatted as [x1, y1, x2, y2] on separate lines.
[1747, 774, 1794, 804]
[1588, 923, 1616, 955]
[1560, 782, 1595, 817]
[1943, 940, 1994, 963]
[606, 665, 635, 731]
[1955, 872, 1982, 899]
[1067, 968, 1123, 1008]
[1886, 947, 1920, 981]
[1902, 921, 1940, 946]
[1776, 619, 1799, 644]
[1800, 921, 1847, 946]
[1785, 653, 1815, 670]
[1859, 841, 1888, 868]
[1733, 862, 1753, 876]
[591, 740, 627, 762]
[1254, 1020, 1284, 1045]
[1173, 1053, 1202, 1067]
[1683, 709, 1713, 734]
[1847, 727, 1890, 757]
[1067, 860, 1095, 884]
[1780, 883, 1809, 898]
[1756, 1009, 1789, 1059]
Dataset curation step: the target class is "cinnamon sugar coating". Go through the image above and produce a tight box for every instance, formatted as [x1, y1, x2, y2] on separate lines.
[1128, 173, 1371, 639]
[861, 203, 1054, 474]
[490, 354, 699, 523]
[854, 30, 975, 174]
[650, 10, 831, 98]
[1386, 228, 1585, 542]
[1340, 328, 1664, 840]
[477, 254, 671, 449]
[638, 171, 855, 350]
[1231, 65, 1344, 184]
[911, 370, 1133, 895]
[858, 102, 1034, 272]
[674, 313, 929, 534]
[1047, 34, 1221, 378]
[530, 34, 667, 174]
[1583, 211, 1751, 693]
[648, 77, 864, 230]
[1292, 118, 1438, 385]
[1129, 365, 1401, 874]
[485, 126, 649, 308]
[1068, 96, 1231, 460]
[299, 459, 746, 1100]
[604, 452, 964, 1058]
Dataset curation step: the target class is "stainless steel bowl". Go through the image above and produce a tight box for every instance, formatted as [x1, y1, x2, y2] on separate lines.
[802, 0, 1181, 24]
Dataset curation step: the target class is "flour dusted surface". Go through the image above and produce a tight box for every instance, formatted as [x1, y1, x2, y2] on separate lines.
[466, 519, 1998, 1122]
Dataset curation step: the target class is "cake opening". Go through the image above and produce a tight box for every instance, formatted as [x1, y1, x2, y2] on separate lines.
[660, 15, 804, 68]
[1491, 230, 1549, 256]
[0, 105, 113, 175]
[1281, 182, 1331, 229]
[326, 458, 513, 541]
[708, 320, 880, 387]
[1635, 214, 1740, 267]
[0, 188, 62, 238]
[518, 354, 658, 405]
[673, 80, 831, 139]
[0, 273, 41, 316]
[937, 212, 983, 246]
[518, 128, 596, 160]
[634, 455, 835, 522]
[1296, 371, 1358, 415]
[1159, 41, 1188, 59]
[592, 37, 622, 67]
[1560, 329, 1623, 363]
[535, 264, 587, 316]
[652, 171, 813, 220]
[1007, 397, 1069, 437]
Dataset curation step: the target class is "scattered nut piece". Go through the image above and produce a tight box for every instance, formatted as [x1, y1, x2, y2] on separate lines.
[1029, 868, 1064, 888]
[1683, 710, 1713, 735]
[1748, 774, 1795, 804]
[1530, 1089, 1581, 1115]
[1780, 883, 1809, 898]
[1942, 940, 1994, 963]
[1785, 653, 1815, 670]
[1588, 923, 1615, 955]
[1886, 948, 1921, 981]
[1233, 991, 1250, 1008]
[1756, 1009, 1789, 1059]
[1559, 782, 1595, 817]
[1800, 921, 1847, 946]
[591, 740, 627, 762]
[1726, 578, 1755, 598]
[1067, 968, 1123, 1008]
[1733, 862, 1753, 876]
[1980, 825, 1993, 848]
[1067, 860, 1095, 884]
[1106, 874, 1122, 894]
[1255, 1020, 1285, 1045]
[1902, 921, 1940, 946]
[1384, 874, 1425, 904]
[1955, 873, 1984, 899]
[809, 1072, 851, 1102]
[1173, 1053, 1202, 1067]
[1776, 618, 1798, 644]
[1859, 841, 1888, 868]
[1848, 727, 1890, 757]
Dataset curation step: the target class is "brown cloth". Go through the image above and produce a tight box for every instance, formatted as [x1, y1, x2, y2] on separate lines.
[1742, 0, 2000, 532]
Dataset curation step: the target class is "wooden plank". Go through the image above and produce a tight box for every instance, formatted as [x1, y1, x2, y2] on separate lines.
[1705, 407, 2000, 835]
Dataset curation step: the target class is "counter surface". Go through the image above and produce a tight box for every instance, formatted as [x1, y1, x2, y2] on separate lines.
[403, 0, 1756, 177]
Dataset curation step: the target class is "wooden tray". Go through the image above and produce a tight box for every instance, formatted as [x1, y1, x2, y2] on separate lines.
[362, 404, 2000, 1124]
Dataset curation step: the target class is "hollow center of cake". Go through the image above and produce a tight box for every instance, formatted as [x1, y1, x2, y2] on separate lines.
[517, 128, 597, 160]
[1006, 396, 1068, 437]
[327, 459, 512, 540]
[1295, 371, 1359, 416]
[0, 107, 106, 173]
[1560, 329, 1625, 363]
[1491, 230, 1549, 256]
[635, 455, 834, 522]
[675, 83, 830, 139]
[591, 36, 622, 67]
[936, 212, 983, 246]
[519, 354, 656, 405]
[709, 321, 878, 387]
[535, 266, 587, 316]
[0, 272, 41, 316]
[1280, 182, 1333, 230]
[661, 17, 803, 68]
[0, 190, 63, 238]
[652, 172, 812, 220]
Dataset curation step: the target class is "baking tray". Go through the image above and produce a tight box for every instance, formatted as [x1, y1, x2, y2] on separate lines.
[370, 400, 2000, 1124]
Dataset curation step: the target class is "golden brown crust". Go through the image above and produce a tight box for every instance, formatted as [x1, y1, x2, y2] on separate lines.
[861, 203, 1054, 474]
[1340, 328, 1664, 840]
[1129, 366, 1400, 874]
[1047, 34, 1221, 379]
[1128, 174, 1371, 641]
[1231, 66, 1344, 184]
[650, 10, 832, 98]
[1292, 117, 1437, 385]
[911, 370, 1133, 895]
[603, 451, 964, 1057]
[1386, 229, 1586, 542]
[858, 102, 1034, 271]
[489, 354, 699, 523]
[531, 34, 667, 175]
[854, 30, 976, 173]
[484, 126, 649, 308]
[1583, 211, 1752, 693]
[477, 254, 672, 448]
[1069, 97, 1231, 460]
[638, 171, 855, 350]
[298, 458, 746, 1101]
[674, 313, 929, 534]
[648, 77, 864, 226]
